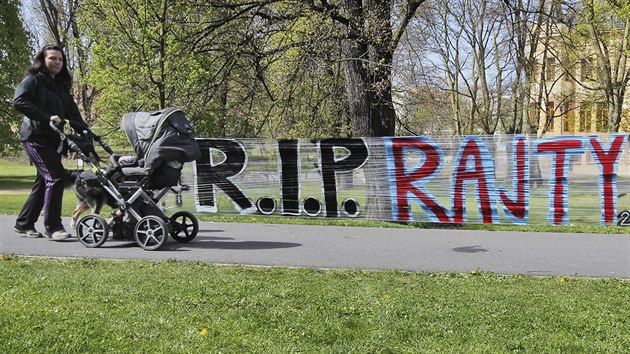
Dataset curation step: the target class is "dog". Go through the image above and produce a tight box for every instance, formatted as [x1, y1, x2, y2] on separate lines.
[63, 132, 112, 228]
[65, 169, 113, 229]
[64, 156, 174, 233]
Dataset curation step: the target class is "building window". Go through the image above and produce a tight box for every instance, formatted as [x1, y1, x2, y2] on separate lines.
[579, 104, 592, 132]
[528, 104, 538, 128]
[546, 101, 555, 131]
[596, 103, 607, 132]
[562, 100, 575, 133]
[546, 58, 556, 81]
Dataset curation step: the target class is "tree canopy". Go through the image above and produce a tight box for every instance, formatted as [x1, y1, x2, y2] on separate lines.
[4, 0, 630, 154]
[0, 0, 32, 156]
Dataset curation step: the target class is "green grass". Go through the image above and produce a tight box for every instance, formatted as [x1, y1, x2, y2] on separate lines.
[0, 256, 628, 353]
[0, 158, 85, 216]
[1, 160, 629, 352]
[0, 158, 41, 191]
[1, 158, 628, 234]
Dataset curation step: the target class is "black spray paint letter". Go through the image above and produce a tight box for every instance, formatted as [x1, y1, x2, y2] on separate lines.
[195, 139, 254, 213]
[278, 139, 301, 215]
[317, 138, 369, 217]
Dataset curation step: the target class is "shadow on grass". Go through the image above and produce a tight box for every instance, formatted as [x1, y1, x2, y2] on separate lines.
[0, 176, 35, 191]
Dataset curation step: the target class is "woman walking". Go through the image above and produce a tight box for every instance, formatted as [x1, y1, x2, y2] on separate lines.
[13, 44, 88, 240]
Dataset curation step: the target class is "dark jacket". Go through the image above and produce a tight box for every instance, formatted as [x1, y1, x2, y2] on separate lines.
[14, 73, 86, 148]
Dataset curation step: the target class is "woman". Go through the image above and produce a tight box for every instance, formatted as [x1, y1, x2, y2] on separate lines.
[13, 45, 88, 240]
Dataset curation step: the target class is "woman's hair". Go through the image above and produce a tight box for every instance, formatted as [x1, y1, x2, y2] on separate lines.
[26, 44, 72, 89]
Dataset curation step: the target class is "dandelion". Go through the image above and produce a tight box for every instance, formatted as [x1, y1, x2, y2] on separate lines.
[559, 277, 569, 283]
[199, 328, 208, 336]
[382, 293, 390, 300]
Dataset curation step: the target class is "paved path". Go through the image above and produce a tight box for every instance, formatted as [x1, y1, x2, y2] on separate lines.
[1, 215, 628, 278]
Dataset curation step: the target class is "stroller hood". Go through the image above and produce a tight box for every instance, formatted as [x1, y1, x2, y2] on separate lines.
[121, 107, 201, 173]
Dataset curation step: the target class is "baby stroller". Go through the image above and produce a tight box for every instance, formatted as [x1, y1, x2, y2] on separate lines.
[52, 107, 201, 250]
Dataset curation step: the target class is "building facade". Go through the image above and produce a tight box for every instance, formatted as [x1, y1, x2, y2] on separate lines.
[530, 22, 630, 136]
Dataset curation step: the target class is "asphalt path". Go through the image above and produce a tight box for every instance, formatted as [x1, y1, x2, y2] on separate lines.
[0, 214, 628, 278]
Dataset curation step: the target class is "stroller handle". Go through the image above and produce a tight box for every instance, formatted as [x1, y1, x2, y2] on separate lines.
[49, 120, 92, 162]
[50, 119, 115, 155]
[67, 119, 115, 156]
[49, 121, 108, 175]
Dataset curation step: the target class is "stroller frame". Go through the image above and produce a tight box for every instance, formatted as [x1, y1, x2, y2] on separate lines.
[51, 119, 199, 250]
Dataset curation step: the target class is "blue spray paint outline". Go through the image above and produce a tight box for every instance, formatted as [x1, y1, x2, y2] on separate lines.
[588, 134, 627, 225]
[534, 136, 585, 225]
[450, 136, 499, 224]
[497, 135, 530, 224]
[385, 137, 450, 223]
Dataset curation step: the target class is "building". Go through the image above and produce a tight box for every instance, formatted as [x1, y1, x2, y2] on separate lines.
[530, 20, 630, 136]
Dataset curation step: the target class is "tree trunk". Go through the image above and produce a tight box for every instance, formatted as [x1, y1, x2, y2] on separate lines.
[341, 39, 373, 136]
[341, 35, 395, 219]
[339, 0, 421, 219]
[69, 3, 92, 122]
[609, 93, 624, 132]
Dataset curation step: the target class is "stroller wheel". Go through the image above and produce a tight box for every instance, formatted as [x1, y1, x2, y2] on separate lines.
[169, 211, 199, 243]
[134, 215, 168, 250]
[77, 215, 110, 248]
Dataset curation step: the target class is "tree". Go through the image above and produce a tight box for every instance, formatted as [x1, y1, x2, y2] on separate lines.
[502, 0, 549, 134]
[309, 0, 427, 137]
[79, 0, 227, 140]
[76, 0, 356, 144]
[395, 86, 455, 135]
[314, 0, 427, 218]
[187, 0, 425, 138]
[536, 0, 630, 133]
[413, 0, 513, 135]
[530, 0, 566, 136]
[572, 0, 630, 132]
[24, 0, 95, 123]
[0, 0, 32, 155]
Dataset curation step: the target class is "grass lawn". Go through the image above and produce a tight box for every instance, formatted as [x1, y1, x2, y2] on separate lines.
[1, 158, 629, 352]
[0, 158, 43, 192]
[0, 256, 628, 353]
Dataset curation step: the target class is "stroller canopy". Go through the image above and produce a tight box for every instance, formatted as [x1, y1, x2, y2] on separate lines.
[121, 107, 201, 173]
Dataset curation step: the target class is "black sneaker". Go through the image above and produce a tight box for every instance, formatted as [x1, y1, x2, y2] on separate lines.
[14, 226, 43, 238]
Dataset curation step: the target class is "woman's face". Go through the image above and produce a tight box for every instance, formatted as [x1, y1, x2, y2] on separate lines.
[44, 49, 64, 77]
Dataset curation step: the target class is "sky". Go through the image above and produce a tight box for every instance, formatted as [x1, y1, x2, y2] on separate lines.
[19, 0, 46, 50]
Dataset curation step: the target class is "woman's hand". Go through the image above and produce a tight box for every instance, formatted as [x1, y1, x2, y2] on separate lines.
[50, 115, 62, 126]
